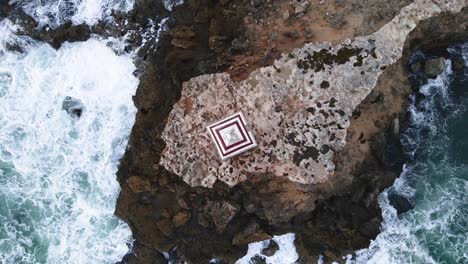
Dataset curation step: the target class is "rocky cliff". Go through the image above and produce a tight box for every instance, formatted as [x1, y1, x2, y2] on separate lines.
[115, 1, 468, 263]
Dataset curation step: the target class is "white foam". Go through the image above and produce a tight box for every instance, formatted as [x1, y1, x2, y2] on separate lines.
[0, 20, 137, 263]
[163, 0, 184, 11]
[10, 0, 135, 28]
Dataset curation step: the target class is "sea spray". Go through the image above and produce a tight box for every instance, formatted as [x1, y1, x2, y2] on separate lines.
[10, 0, 134, 28]
[0, 18, 137, 263]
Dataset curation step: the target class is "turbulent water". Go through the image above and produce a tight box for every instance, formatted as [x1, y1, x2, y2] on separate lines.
[0, 1, 137, 263]
[347, 44, 468, 264]
[11, 0, 134, 28]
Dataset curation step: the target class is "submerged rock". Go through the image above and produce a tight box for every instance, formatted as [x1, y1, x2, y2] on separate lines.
[250, 255, 267, 264]
[424, 57, 445, 78]
[172, 211, 191, 227]
[388, 193, 414, 215]
[410, 62, 422, 73]
[261, 240, 279, 256]
[291, 0, 310, 16]
[452, 55, 465, 72]
[62, 96, 84, 118]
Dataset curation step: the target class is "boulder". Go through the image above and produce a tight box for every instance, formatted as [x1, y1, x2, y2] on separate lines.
[62, 96, 84, 118]
[452, 55, 465, 72]
[388, 193, 413, 215]
[250, 255, 266, 264]
[291, 0, 310, 16]
[0, 71, 12, 85]
[424, 57, 445, 78]
[261, 240, 279, 256]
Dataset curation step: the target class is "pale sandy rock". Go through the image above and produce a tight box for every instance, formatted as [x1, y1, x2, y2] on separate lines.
[291, 0, 310, 15]
[160, 0, 468, 188]
[203, 201, 239, 233]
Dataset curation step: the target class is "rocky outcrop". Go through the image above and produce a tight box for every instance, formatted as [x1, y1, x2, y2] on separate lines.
[160, 0, 466, 189]
[115, 0, 468, 263]
[424, 57, 446, 78]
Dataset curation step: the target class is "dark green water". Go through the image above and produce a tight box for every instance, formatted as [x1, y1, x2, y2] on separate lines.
[349, 43, 468, 264]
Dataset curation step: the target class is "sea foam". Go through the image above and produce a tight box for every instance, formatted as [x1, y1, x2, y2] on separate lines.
[10, 0, 134, 28]
[0, 19, 137, 263]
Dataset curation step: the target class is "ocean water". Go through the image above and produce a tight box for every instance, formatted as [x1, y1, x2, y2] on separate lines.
[10, 0, 134, 28]
[347, 44, 468, 264]
[0, 0, 138, 262]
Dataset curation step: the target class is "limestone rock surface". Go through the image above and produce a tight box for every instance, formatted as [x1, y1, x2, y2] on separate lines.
[160, 0, 468, 188]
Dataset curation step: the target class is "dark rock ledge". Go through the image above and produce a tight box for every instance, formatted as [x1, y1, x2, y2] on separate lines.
[114, 1, 468, 264]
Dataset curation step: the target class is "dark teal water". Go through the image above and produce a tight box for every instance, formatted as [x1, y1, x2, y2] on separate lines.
[350, 43, 468, 264]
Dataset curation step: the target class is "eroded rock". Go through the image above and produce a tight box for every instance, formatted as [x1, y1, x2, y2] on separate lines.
[388, 192, 414, 215]
[261, 240, 279, 256]
[452, 55, 465, 72]
[203, 201, 239, 233]
[62, 96, 84, 118]
[424, 57, 446, 78]
[160, 0, 468, 189]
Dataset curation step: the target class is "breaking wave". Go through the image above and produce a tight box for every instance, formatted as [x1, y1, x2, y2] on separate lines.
[10, 0, 134, 28]
[0, 0, 138, 261]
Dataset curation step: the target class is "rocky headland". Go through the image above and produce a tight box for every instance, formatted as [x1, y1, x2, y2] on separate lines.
[4, 0, 467, 263]
[113, 0, 468, 263]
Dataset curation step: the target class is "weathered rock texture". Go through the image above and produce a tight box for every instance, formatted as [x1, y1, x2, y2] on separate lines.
[160, 0, 467, 189]
[115, 0, 468, 263]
